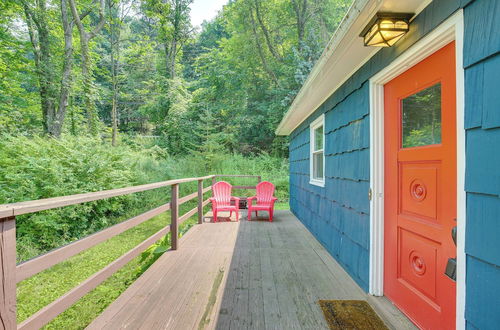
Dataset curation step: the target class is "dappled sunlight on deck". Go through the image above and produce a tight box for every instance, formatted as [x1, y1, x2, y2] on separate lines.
[87, 210, 415, 329]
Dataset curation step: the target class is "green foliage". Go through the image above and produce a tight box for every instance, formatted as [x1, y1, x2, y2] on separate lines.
[17, 211, 168, 328]
[0, 0, 351, 153]
[3, 134, 289, 328]
[0, 0, 351, 327]
[0, 134, 288, 262]
[0, 135, 167, 261]
[403, 123, 442, 148]
[0, 1, 41, 133]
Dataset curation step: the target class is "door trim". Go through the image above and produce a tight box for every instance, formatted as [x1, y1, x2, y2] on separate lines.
[368, 10, 465, 329]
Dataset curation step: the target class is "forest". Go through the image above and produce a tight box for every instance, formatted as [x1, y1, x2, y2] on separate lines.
[1, 0, 351, 327]
[1, 0, 351, 153]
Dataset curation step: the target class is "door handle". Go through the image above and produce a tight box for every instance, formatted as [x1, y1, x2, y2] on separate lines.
[445, 225, 457, 281]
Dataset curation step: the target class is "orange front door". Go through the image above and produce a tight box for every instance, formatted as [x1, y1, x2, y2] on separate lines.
[384, 42, 456, 329]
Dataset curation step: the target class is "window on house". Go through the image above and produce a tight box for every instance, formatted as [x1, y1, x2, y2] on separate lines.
[310, 115, 325, 186]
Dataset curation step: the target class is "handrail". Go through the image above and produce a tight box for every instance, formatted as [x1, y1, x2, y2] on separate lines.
[0, 175, 216, 329]
[0, 174, 260, 329]
[0, 175, 214, 218]
[16, 202, 171, 283]
[18, 225, 171, 330]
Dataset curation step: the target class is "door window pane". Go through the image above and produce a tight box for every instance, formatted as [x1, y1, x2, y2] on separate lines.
[314, 126, 323, 151]
[401, 83, 441, 148]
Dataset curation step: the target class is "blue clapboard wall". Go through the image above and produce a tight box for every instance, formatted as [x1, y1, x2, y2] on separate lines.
[463, 0, 500, 329]
[288, 0, 499, 327]
[289, 84, 370, 290]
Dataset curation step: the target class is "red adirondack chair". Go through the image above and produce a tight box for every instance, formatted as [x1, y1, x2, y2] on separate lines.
[209, 181, 240, 222]
[247, 181, 277, 222]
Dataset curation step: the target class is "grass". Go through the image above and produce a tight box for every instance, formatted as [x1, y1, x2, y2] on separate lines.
[17, 201, 289, 329]
[274, 202, 290, 210]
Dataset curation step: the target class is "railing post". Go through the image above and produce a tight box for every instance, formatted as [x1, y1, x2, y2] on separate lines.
[258, 176, 262, 183]
[0, 216, 17, 330]
[197, 179, 203, 225]
[212, 176, 216, 187]
[170, 184, 179, 250]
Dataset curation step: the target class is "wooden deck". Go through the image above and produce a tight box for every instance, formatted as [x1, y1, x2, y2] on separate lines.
[87, 210, 415, 330]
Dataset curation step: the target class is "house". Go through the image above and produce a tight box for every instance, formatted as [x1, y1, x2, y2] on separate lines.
[276, 0, 500, 329]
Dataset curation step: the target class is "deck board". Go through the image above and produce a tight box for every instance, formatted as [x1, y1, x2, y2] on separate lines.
[87, 210, 415, 330]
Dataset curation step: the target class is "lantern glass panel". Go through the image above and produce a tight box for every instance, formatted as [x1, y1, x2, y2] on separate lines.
[395, 21, 408, 29]
[368, 32, 385, 45]
[386, 34, 405, 46]
[380, 20, 394, 29]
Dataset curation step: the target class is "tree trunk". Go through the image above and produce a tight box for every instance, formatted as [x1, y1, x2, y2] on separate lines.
[110, 30, 119, 146]
[248, 6, 281, 87]
[291, 0, 308, 49]
[68, 0, 106, 136]
[253, 0, 281, 60]
[169, 38, 177, 78]
[23, 0, 60, 136]
[81, 39, 99, 134]
[49, 0, 74, 137]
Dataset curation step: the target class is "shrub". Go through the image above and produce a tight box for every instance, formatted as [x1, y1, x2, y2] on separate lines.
[0, 134, 289, 262]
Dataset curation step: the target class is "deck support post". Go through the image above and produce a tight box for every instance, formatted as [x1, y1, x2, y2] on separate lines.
[170, 184, 179, 250]
[0, 216, 16, 330]
[197, 180, 203, 224]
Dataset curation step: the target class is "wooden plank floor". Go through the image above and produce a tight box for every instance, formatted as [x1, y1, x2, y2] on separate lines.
[87, 210, 415, 330]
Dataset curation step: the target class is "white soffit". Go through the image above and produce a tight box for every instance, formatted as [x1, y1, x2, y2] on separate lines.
[276, 0, 432, 136]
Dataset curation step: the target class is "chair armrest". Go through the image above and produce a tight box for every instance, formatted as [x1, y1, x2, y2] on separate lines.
[209, 197, 217, 206]
[247, 196, 256, 207]
[231, 196, 240, 203]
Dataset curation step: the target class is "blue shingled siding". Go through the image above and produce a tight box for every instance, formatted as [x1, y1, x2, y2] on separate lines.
[290, 83, 371, 290]
[463, 0, 500, 329]
[288, 0, 499, 327]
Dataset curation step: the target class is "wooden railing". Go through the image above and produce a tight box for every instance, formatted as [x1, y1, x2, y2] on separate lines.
[0, 175, 218, 330]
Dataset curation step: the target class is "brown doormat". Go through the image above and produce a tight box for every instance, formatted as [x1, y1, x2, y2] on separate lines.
[318, 300, 389, 330]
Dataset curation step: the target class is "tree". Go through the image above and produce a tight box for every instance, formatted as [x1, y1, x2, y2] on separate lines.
[106, 0, 133, 145]
[141, 0, 193, 78]
[21, 0, 75, 137]
[0, 1, 40, 133]
[165, 0, 192, 78]
[68, 0, 106, 135]
[1, 0, 353, 157]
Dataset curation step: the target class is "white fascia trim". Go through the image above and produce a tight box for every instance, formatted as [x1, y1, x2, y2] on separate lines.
[368, 10, 466, 330]
[276, 0, 434, 136]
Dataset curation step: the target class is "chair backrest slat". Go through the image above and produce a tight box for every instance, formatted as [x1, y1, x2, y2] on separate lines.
[212, 181, 232, 205]
[256, 181, 275, 203]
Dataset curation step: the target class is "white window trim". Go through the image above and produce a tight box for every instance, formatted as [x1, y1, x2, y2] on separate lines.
[309, 114, 325, 187]
[368, 10, 466, 329]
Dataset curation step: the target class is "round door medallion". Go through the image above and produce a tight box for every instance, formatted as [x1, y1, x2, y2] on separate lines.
[409, 250, 426, 276]
[410, 179, 427, 201]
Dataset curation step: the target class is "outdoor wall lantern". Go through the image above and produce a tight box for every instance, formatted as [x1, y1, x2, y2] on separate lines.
[360, 13, 413, 47]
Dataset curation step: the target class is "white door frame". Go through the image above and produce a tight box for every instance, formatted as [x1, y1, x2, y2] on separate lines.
[368, 10, 466, 329]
